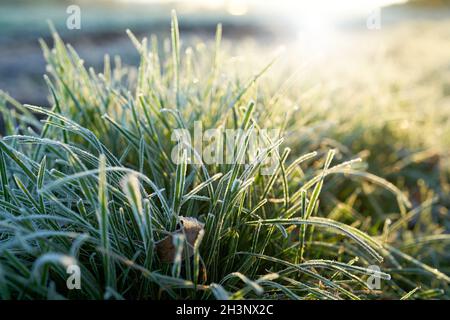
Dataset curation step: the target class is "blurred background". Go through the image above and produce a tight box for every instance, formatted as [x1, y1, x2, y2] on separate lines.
[1, 0, 450, 106]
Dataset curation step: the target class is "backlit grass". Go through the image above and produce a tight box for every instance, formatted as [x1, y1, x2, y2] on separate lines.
[0, 13, 449, 299]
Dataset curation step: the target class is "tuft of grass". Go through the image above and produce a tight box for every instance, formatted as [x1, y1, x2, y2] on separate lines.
[0, 14, 449, 300]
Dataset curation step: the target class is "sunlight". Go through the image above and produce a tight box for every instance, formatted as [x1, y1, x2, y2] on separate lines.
[296, 11, 338, 55]
[118, 0, 407, 13]
[117, 0, 408, 52]
[285, 0, 407, 55]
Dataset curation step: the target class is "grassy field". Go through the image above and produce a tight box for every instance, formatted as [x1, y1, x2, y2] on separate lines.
[0, 11, 449, 299]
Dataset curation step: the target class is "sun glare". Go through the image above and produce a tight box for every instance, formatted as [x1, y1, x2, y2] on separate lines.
[117, 0, 408, 55]
[284, 0, 405, 55]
